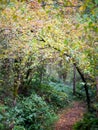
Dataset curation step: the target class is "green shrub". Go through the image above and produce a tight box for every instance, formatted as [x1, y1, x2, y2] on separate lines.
[0, 105, 9, 130]
[10, 94, 57, 130]
[75, 82, 96, 101]
[38, 84, 69, 110]
[0, 123, 5, 130]
[73, 113, 98, 130]
[13, 125, 25, 130]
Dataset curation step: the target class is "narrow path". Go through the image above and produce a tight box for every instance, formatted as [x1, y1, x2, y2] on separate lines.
[54, 101, 86, 130]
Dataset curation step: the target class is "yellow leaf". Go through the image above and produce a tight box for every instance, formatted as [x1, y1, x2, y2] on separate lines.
[79, 6, 86, 11]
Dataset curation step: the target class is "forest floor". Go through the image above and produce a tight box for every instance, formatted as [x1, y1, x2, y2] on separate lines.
[54, 101, 86, 130]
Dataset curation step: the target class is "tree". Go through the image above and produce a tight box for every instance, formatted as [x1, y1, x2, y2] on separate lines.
[0, 0, 97, 109]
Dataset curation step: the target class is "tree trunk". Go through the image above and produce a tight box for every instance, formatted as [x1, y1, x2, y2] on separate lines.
[73, 65, 76, 95]
[74, 63, 90, 110]
[96, 76, 98, 101]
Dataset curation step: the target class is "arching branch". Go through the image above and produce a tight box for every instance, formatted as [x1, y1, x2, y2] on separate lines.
[46, 44, 90, 109]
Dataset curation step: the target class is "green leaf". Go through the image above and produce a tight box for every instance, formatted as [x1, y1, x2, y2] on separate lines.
[13, 126, 25, 130]
[0, 114, 3, 121]
[95, 0, 98, 5]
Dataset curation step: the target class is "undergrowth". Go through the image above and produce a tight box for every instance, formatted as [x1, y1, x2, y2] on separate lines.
[0, 81, 73, 130]
[73, 112, 98, 130]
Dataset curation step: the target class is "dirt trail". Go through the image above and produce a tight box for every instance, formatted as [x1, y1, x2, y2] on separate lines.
[54, 101, 86, 130]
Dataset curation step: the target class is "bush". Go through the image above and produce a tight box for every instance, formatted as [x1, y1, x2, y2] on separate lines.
[0, 105, 9, 130]
[37, 84, 69, 110]
[73, 113, 98, 130]
[0, 82, 73, 130]
[13, 126, 25, 130]
[10, 94, 57, 130]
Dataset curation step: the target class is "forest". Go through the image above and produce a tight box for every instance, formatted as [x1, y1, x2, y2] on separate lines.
[0, 0, 98, 130]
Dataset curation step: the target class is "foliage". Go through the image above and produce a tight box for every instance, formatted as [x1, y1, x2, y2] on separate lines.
[0, 0, 98, 129]
[0, 0, 97, 99]
[49, 81, 73, 100]
[13, 126, 25, 130]
[0, 81, 70, 130]
[0, 104, 9, 130]
[0, 93, 57, 130]
[37, 83, 70, 110]
[73, 112, 98, 130]
[9, 93, 57, 130]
